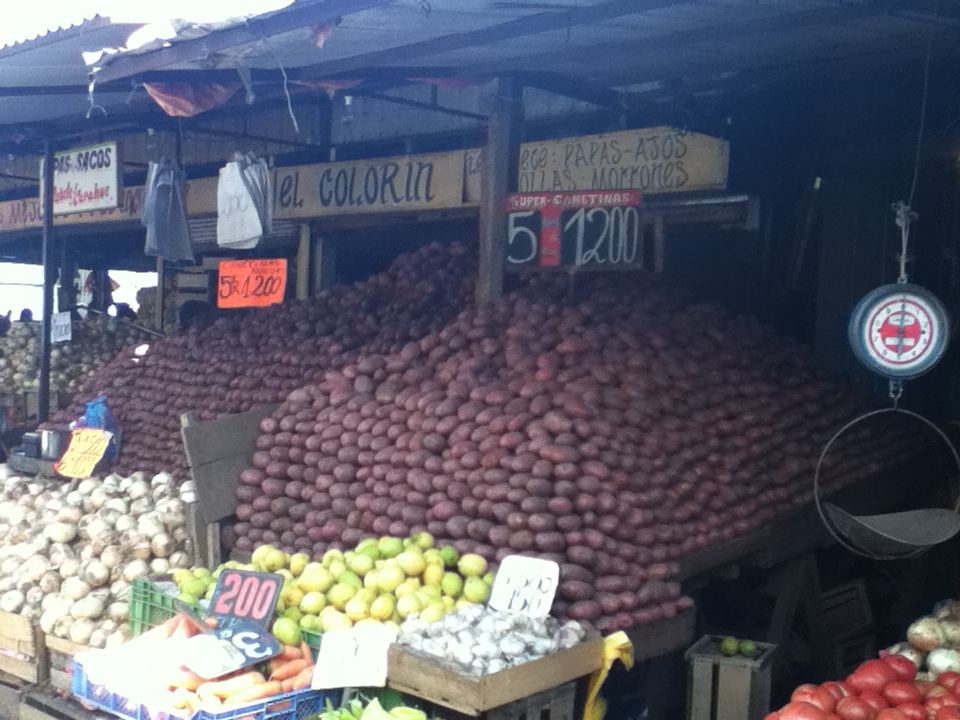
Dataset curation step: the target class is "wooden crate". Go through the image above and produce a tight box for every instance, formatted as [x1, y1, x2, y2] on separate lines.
[44, 637, 88, 696]
[387, 638, 601, 716]
[820, 581, 872, 642]
[0, 611, 47, 684]
[686, 636, 777, 720]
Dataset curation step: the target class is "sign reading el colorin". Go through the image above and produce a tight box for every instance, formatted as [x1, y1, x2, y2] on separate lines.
[40, 142, 119, 216]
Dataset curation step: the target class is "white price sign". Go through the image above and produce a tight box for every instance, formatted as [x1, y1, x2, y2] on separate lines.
[51, 312, 72, 343]
[489, 555, 559, 618]
[312, 625, 397, 690]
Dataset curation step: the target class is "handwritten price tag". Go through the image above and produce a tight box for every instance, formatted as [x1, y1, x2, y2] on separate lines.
[217, 258, 287, 309]
[312, 625, 397, 690]
[488, 555, 559, 618]
[51, 312, 72, 343]
[55, 428, 112, 479]
[183, 619, 280, 678]
[208, 570, 283, 629]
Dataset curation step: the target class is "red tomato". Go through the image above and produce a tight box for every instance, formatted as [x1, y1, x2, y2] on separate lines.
[860, 693, 890, 713]
[875, 710, 906, 720]
[793, 686, 838, 714]
[837, 697, 878, 720]
[850, 662, 900, 696]
[823, 683, 852, 701]
[882, 656, 918, 683]
[937, 708, 960, 720]
[778, 701, 830, 720]
[939, 674, 960, 695]
[765, 714, 780, 720]
[882, 683, 922, 707]
[915, 683, 937, 699]
[927, 697, 960, 717]
[895, 704, 925, 720]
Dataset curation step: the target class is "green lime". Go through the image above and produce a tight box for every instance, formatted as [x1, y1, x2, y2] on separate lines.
[738, 640, 758, 657]
[719, 636, 739, 656]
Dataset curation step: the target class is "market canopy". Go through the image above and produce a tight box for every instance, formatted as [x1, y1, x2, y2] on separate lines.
[0, 0, 958, 137]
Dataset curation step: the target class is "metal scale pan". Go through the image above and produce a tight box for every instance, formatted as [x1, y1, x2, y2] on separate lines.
[813, 408, 960, 560]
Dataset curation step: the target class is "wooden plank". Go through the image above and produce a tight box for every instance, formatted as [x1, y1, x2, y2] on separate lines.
[0, 612, 38, 649]
[296, 224, 310, 300]
[716, 663, 751, 720]
[387, 637, 601, 715]
[181, 406, 276, 524]
[476, 77, 522, 305]
[44, 637, 87, 657]
[687, 661, 713, 720]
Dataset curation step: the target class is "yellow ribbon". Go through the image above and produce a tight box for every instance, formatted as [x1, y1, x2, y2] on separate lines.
[583, 632, 635, 720]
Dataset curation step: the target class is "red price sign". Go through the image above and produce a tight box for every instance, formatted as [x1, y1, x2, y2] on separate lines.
[217, 258, 287, 309]
[208, 570, 282, 628]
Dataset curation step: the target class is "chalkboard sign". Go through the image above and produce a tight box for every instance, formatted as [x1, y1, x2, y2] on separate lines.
[504, 191, 644, 270]
[208, 569, 282, 628]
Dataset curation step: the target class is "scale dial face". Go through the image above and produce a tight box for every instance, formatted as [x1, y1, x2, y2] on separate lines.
[848, 283, 950, 379]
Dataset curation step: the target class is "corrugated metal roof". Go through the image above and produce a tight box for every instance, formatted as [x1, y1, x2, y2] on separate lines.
[0, 14, 111, 54]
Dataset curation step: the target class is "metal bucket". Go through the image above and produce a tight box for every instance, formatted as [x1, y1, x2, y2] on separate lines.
[39, 429, 69, 460]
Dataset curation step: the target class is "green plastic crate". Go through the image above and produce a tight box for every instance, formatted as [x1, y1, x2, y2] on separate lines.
[129, 577, 322, 657]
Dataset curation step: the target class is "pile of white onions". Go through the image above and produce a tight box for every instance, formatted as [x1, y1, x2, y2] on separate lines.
[0, 317, 152, 394]
[0, 466, 195, 648]
[397, 604, 586, 676]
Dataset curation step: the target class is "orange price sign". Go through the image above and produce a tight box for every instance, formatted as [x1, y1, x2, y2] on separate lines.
[55, 428, 112, 479]
[217, 259, 287, 309]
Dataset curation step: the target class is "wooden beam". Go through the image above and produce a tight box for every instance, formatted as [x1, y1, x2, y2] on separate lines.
[476, 77, 522, 306]
[93, 0, 391, 84]
[293, 0, 687, 81]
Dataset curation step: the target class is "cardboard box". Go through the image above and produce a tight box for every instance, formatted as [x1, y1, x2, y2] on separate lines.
[387, 638, 601, 716]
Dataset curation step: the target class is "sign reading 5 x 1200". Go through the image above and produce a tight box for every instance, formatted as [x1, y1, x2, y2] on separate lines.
[504, 190, 645, 270]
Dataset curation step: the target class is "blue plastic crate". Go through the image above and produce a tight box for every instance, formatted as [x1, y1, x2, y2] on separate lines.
[72, 661, 341, 720]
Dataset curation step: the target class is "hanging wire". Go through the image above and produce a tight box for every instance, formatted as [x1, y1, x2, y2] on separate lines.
[891, 0, 938, 285]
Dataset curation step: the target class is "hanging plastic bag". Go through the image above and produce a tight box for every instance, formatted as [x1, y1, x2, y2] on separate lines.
[217, 152, 272, 250]
[583, 632, 635, 720]
[72, 396, 120, 459]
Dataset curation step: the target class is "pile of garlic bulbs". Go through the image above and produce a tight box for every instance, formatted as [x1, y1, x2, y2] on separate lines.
[397, 604, 587, 676]
[0, 467, 195, 648]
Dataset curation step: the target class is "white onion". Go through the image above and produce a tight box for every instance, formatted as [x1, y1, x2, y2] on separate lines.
[63, 577, 92, 601]
[44, 522, 77, 544]
[0, 590, 25, 613]
[69, 617, 96, 644]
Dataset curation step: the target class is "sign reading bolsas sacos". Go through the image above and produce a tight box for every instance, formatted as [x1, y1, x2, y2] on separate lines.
[40, 142, 120, 216]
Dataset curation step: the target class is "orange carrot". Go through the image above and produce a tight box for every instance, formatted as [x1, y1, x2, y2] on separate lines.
[300, 641, 314, 663]
[278, 644, 303, 661]
[223, 681, 283, 706]
[168, 666, 205, 691]
[281, 678, 295, 694]
[290, 666, 313, 691]
[270, 659, 310, 682]
[196, 671, 265, 702]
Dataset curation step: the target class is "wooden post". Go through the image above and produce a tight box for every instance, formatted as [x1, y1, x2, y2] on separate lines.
[312, 235, 337, 291]
[296, 223, 310, 299]
[476, 77, 522, 305]
[38, 138, 55, 423]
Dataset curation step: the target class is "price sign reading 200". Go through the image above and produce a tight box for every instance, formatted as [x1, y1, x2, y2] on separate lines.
[208, 570, 282, 628]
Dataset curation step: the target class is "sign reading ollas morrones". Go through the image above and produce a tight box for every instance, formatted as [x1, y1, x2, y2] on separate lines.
[464, 127, 729, 202]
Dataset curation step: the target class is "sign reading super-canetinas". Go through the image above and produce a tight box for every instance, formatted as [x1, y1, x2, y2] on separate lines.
[40, 142, 120, 215]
